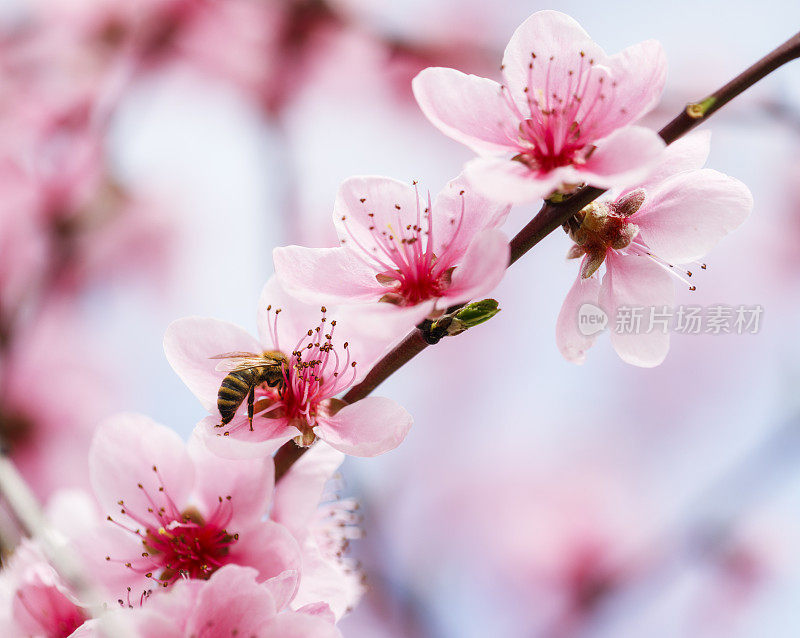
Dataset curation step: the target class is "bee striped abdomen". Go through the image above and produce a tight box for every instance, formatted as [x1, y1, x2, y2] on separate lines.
[217, 369, 259, 425]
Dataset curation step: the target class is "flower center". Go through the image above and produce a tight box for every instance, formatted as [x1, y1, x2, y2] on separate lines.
[500, 51, 625, 180]
[104, 466, 237, 587]
[565, 192, 643, 279]
[340, 183, 466, 307]
[142, 507, 236, 582]
[569, 201, 639, 252]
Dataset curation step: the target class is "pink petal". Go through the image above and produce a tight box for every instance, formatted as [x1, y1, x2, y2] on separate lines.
[501, 10, 605, 108]
[263, 570, 302, 613]
[412, 67, 518, 156]
[431, 173, 511, 259]
[623, 130, 711, 196]
[312, 302, 410, 376]
[124, 610, 184, 638]
[227, 521, 302, 588]
[45, 490, 98, 540]
[442, 228, 509, 306]
[271, 442, 345, 536]
[296, 602, 336, 624]
[583, 40, 667, 139]
[196, 415, 294, 460]
[464, 156, 577, 204]
[579, 125, 666, 188]
[263, 612, 343, 638]
[12, 576, 85, 637]
[89, 414, 194, 523]
[273, 245, 384, 306]
[555, 266, 603, 364]
[164, 317, 261, 412]
[187, 433, 274, 530]
[332, 176, 420, 258]
[599, 252, 675, 367]
[633, 169, 753, 263]
[314, 396, 412, 457]
[258, 278, 404, 385]
[186, 565, 278, 636]
[257, 277, 335, 354]
[75, 522, 154, 595]
[291, 543, 362, 621]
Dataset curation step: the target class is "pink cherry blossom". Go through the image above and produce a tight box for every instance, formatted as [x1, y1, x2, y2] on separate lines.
[272, 442, 364, 619]
[164, 277, 412, 458]
[556, 132, 753, 366]
[78, 413, 301, 601]
[0, 540, 87, 638]
[412, 10, 667, 203]
[273, 175, 510, 325]
[91, 565, 342, 638]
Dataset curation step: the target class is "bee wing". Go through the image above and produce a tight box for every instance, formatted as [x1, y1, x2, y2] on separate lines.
[209, 351, 259, 360]
[210, 351, 286, 373]
[210, 352, 262, 373]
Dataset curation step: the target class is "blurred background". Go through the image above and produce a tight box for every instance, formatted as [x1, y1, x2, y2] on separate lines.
[0, 0, 798, 636]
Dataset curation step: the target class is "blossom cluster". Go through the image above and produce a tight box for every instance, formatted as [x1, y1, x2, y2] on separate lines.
[0, 8, 757, 638]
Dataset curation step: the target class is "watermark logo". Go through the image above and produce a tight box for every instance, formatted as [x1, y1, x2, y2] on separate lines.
[578, 303, 608, 336]
[576, 304, 764, 335]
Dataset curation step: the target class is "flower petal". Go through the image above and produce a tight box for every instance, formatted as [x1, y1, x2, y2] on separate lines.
[263, 570, 301, 613]
[599, 252, 675, 367]
[89, 413, 194, 522]
[633, 169, 753, 263]
[186, 565, 278, 635]
[583, 39, 667, 139]
[295, 602, 336, 623]
[290, 542, 362, 622]
[579, 125, 665, 188]
[273, 245, 384, 306]
[195, 415, 294, 460]
[271, 442, 345, 536]
[625, 132, 711, 196]
[331, 176, 421, 257]
[164, 317, 261, 412]
[442, 228, 509, 306]
[227, 521, 301, 588]
[264, 612, 343, 638]
[431, 173, 511, 259]
[187, 432, 274, 530]
[412, 67, 518, 156]
[464, 156, 576, 204]
[501, 10, 605, 107]
[555, 266, 603, 364]
[257, 277, 327, 353]
[314, 396, 412, 457]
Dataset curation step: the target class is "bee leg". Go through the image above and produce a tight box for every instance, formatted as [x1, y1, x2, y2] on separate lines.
[247, 386, 255, 431]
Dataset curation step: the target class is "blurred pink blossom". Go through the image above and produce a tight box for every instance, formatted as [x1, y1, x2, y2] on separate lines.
[0, 539, 86, 638]
[91, 564, 343, 638]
